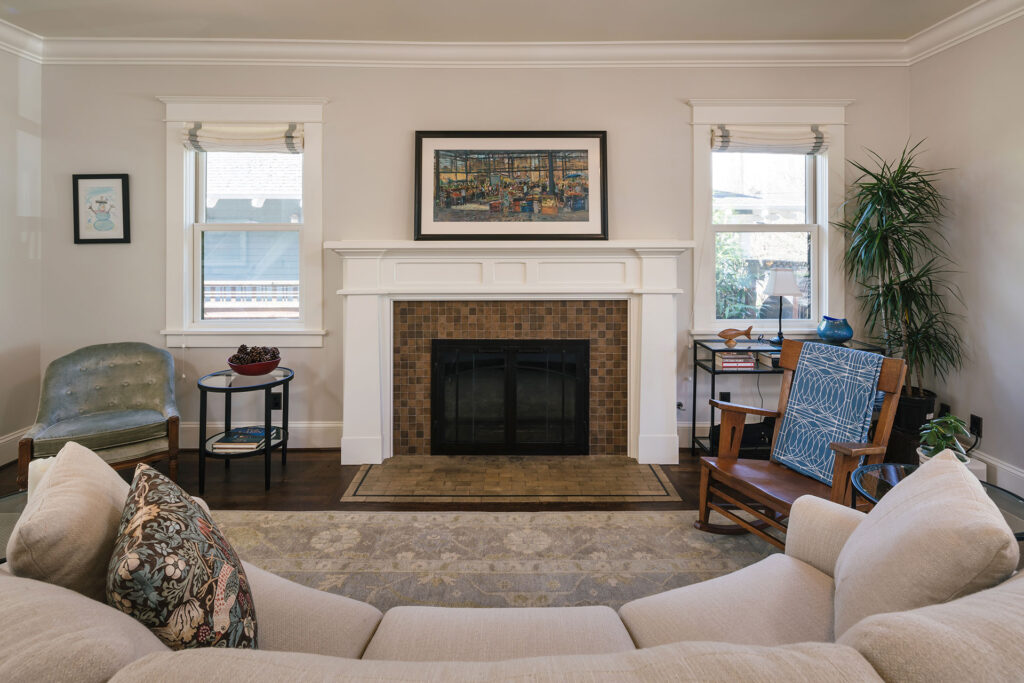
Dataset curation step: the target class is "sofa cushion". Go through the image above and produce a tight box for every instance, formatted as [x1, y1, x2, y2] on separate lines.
[838, 572, 1024, 683]
[6, 441, 130, 600]
[833, 450, 1019, 636]
[362, 605, 635, 662]
[243, 561, 382, 659]
[0, 572, 168, 683]
[112, 640, 881, 682]
[107, 465, 258, 650]
[619, 553, 834, 647]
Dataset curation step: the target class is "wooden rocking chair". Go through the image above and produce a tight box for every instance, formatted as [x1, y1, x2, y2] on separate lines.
[695, 339, 906, 549]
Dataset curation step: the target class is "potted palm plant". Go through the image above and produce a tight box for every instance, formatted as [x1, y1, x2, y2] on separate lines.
[835, 141, 964, 431]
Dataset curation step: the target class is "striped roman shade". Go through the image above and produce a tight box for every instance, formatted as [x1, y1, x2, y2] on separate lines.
[711, 125, 828, 154]
[181, 122, 303, 153]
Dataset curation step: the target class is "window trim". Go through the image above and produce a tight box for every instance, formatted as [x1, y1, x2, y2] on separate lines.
[689, 99, 850, 337]
[159, 96, 327, 348]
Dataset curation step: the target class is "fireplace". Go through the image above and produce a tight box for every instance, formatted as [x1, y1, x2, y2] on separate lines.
[431, 339, 589, 455]
[327, 240, 691, 465]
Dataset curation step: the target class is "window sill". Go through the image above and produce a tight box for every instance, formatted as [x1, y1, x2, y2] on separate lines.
[161, 328, 326, 348]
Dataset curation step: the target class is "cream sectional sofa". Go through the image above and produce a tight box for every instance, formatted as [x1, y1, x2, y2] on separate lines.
[2, 446, 1023, 682]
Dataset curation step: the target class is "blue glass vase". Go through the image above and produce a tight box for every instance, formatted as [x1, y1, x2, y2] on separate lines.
[817, 316, 853, 344]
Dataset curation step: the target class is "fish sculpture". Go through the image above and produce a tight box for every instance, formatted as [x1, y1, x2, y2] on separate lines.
[717, 325, 753, 348]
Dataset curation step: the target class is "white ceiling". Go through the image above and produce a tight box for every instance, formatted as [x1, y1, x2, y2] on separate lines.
[0, 0, 981, 42]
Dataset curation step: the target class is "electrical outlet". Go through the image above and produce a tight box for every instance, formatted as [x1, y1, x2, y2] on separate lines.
[719, 391, 731, 403]
[970, 414, 983, 438]
[271, 392, 283, 411]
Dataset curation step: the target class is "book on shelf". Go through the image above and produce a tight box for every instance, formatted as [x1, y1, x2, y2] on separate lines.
[210, 426, 278, 452]
[715, 352, 756, 369]
[757, 351, 781, 368]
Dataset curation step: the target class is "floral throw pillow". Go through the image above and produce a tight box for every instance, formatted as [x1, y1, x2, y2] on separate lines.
[106, 464, 257, 649]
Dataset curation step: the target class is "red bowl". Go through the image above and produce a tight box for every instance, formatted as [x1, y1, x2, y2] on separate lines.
[228, 358, 281, 376]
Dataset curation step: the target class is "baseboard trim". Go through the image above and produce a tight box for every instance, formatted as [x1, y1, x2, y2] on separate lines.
[969, 449, 1024, 497]
[0, 427, 28, 466]
[179, 421, 342, 450]
[677, 421, 713, 449]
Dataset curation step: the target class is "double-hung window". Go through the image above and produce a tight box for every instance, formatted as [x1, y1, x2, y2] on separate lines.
[161, 98, 325, 348]
[711, 150, 816, 322]
[690, 100, 849, 336]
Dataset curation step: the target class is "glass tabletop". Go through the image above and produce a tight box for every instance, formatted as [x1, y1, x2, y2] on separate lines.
[852, 463, 1024, 540]
[694, 338, 883, 353]
[198, 367, 293, 391]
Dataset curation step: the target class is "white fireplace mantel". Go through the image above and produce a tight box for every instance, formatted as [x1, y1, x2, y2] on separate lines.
[325, 239, 693, 465]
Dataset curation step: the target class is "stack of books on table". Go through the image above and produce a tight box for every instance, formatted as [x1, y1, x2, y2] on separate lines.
[715, 352, 757, 370]
[210, 426, 277, 453]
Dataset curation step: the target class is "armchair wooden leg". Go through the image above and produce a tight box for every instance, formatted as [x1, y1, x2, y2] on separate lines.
[695, 463, 711, 529]
[16, 438, 32, 491]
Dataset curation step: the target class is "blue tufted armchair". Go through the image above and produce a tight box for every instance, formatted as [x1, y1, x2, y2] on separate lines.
[17, 342, 179, 490]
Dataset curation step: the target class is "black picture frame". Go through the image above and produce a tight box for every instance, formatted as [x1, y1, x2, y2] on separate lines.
[414, 131, 608, 241]
[73, 174, 131, 244]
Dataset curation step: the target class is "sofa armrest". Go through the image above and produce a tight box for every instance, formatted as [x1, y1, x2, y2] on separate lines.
[241, 561, 382, 659]
[785, 495, 866, 578]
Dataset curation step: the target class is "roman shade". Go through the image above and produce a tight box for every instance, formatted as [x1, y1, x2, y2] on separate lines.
[710, 125, 828, 154]
[181, 123, 303, 153]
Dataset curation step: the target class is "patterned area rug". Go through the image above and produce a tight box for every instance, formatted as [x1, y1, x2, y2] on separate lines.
[214, 510, 774, 611]
[340, 455, 682, 503]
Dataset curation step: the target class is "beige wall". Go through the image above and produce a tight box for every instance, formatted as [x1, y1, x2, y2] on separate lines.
[909, 16, 1024, 472]
[35, 63, 912, 447]
[0, 50, 41, 464]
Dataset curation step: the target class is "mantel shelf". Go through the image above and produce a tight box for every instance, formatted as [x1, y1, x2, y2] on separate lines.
[324, 239, 694, 256]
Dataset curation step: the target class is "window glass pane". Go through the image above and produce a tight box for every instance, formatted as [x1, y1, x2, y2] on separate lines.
[203, 152, 303, 223]
[712, 152, 807, 224]
[202, 230, 299, 320]
[715, 231, 811, 320]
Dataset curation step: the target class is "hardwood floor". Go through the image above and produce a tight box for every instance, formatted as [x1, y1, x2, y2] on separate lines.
[0, 450, 702, 511]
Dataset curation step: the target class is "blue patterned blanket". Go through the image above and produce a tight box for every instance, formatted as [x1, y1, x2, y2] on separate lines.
[773, 343, 883, 485]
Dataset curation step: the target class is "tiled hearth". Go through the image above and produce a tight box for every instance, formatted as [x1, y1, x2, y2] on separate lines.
[326, 240, 692, 465]
[393, 300, 628, 455]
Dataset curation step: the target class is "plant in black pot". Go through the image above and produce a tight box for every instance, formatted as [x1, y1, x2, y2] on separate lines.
[835, 141, 964, 432]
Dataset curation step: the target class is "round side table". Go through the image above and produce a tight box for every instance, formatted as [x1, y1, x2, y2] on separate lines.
[197, 367, 293, 494]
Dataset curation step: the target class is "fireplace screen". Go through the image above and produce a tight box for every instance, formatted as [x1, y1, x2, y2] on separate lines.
[431, 339, 589, 455]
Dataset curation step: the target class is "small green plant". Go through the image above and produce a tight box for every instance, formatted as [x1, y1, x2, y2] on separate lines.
[918, 414, 971, 462]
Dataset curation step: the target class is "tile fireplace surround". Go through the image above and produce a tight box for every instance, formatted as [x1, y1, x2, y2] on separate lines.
[325, 240, 693, 465]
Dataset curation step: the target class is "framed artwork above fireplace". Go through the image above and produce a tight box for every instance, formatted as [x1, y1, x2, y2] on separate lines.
[414, 131, 608, 240]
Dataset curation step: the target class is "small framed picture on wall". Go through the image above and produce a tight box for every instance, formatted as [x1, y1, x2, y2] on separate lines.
[73, 173, 130, 244]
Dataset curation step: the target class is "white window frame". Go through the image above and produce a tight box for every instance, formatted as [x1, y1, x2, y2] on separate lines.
[689, 99, 851, 337]
[159, 96, 327, 348]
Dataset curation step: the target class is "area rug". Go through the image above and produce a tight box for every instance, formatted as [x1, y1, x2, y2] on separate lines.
[340, 455, 682, 503]
[214, 510, 774, 611]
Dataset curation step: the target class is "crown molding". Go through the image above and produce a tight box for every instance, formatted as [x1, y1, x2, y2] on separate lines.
[0, 17, 43, 63]
[0, 0, 1020, 68]
[36, 36, 912, 68]
[906, 0, 1024, 64]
